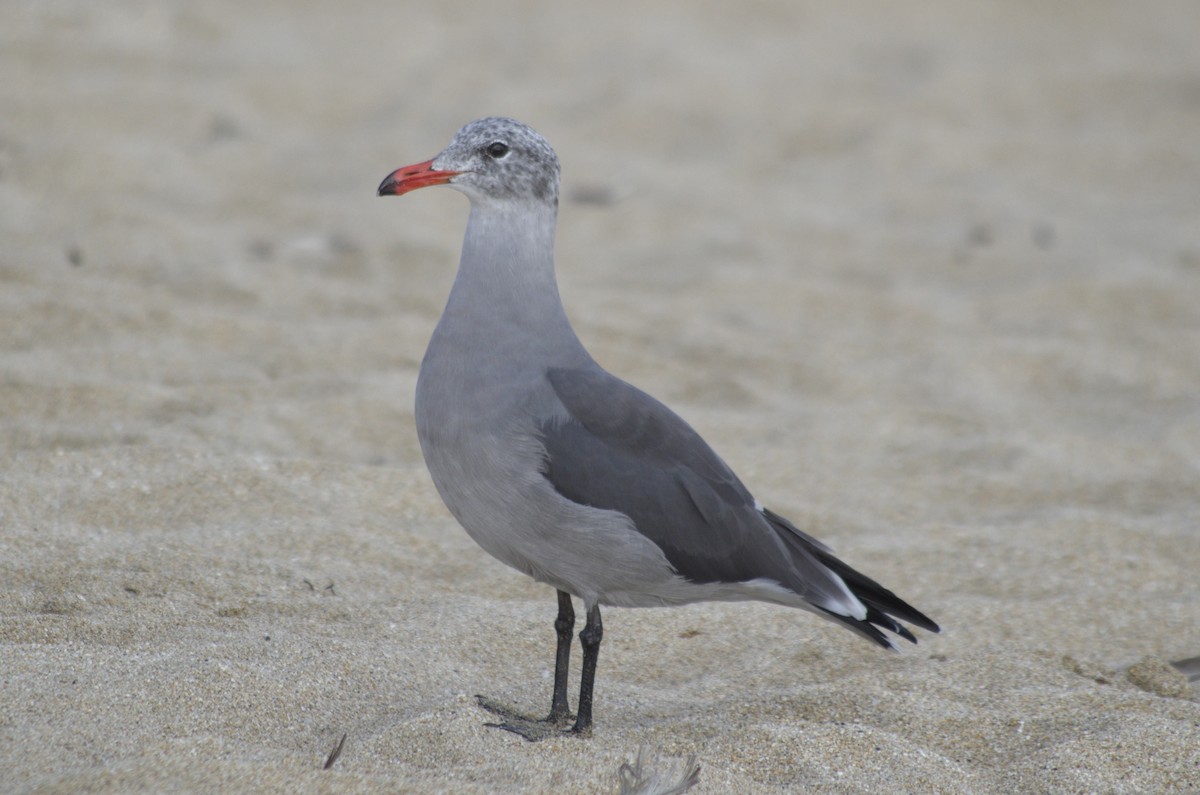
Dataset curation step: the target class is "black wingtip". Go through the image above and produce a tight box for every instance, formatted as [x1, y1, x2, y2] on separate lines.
[816, 604, 929, 651]
[762, 507, 940, 643]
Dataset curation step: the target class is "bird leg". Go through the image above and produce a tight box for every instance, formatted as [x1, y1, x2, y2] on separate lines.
[570, 604, 603, 735]
[547, 589, 576, 723]
[476, 589, 578, 741]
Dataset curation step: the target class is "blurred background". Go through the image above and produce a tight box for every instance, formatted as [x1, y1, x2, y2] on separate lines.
[5, 1, 1197, 471]
[2, 2, 1198, 792]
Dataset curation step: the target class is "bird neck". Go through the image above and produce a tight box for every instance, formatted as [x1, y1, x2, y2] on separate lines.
[439, 199, 583, 359]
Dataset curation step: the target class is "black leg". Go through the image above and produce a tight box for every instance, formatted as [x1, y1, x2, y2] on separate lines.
[547, 589, 575, 724]
[571, 604, 603, 735]
[476, 590, 584, 741]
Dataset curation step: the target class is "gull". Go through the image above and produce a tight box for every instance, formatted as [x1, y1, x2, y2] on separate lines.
[377, 117, 939, 740]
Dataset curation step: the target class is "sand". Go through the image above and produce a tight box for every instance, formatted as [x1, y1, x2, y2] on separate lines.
[2, 1, 1199, 792]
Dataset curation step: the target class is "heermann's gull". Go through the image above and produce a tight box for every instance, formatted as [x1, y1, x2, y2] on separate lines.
[377, 117, 939, 740]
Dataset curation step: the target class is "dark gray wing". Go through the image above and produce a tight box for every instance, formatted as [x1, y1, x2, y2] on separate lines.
[541, 365, 801, 587]
[541, 365, 941, 647]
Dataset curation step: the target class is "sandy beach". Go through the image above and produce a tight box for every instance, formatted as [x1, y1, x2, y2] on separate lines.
[3, 1, 1199, 792]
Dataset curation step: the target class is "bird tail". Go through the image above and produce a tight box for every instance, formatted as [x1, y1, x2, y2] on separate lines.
[761, 507, 941, 649]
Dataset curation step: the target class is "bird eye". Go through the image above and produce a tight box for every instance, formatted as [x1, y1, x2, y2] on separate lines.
[485, 141, 510, 158]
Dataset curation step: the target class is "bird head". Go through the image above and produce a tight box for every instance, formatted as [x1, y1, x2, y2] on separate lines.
[378, 117, 560, 208]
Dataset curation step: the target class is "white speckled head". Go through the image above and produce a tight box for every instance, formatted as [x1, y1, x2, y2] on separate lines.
[378, 117, 560, 208]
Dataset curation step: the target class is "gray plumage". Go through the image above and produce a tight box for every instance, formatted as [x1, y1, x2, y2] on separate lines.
[378, 117, 938, 738]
